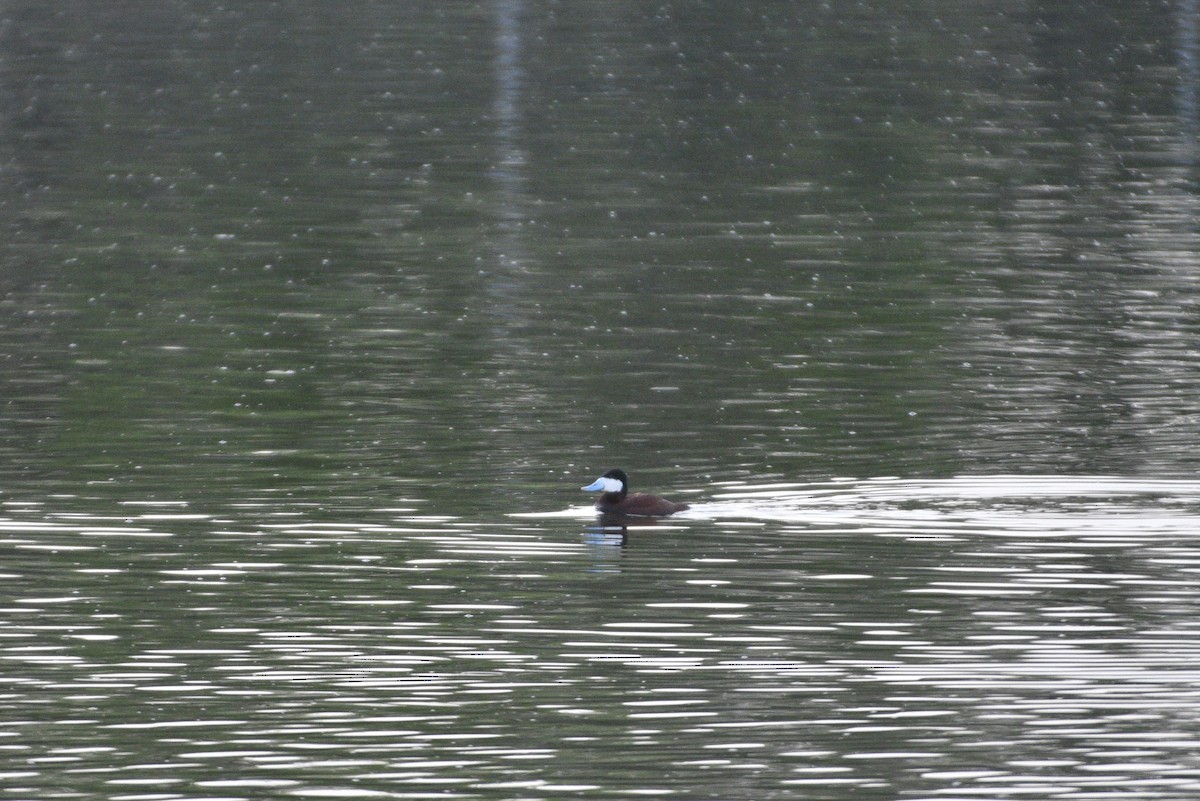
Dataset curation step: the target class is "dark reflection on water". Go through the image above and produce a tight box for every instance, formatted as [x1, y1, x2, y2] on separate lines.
[4, 0, 1200, 798]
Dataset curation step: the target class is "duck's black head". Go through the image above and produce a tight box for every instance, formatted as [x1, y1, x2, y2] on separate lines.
[581, 468, 629, 499]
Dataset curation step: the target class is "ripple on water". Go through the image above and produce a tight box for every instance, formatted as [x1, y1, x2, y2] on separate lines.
[5, 476, 1200, 798]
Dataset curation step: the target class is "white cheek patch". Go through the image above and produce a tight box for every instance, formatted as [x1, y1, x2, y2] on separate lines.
[599, 477, 624, 493]
[582, 476, 625, 493]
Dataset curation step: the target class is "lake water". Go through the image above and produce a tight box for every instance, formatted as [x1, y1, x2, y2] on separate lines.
[5, 1, 1200, 799]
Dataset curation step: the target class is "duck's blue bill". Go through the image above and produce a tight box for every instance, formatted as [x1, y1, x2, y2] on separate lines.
[581, 477, 623, 493]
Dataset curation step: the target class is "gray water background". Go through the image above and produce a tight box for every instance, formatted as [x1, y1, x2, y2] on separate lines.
[5, 2, 1200, 799]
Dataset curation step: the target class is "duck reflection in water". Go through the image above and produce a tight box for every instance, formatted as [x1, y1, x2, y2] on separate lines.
[584, 512, 674, 548]
[580, 468, 690, 517]
[584, 519, 629, 548]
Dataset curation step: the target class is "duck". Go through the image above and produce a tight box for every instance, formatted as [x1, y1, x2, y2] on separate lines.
[580, 468, 689, 517]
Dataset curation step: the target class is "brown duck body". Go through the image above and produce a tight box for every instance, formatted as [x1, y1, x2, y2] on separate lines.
[595, 491, 689, 517]
[582, 468, 689, 517]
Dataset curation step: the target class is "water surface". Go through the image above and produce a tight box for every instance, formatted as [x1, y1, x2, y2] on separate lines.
[7, 478, 1200, 799]
[4, 1, 1200, 798]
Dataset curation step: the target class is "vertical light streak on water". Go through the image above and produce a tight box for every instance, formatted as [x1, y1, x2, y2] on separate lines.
[487, 0, 532, 304]
[1179, 0, 1199, 137]
[488, 0, 532, 286]
[481, 0, 562, 484]
[492, 0, 528, 197]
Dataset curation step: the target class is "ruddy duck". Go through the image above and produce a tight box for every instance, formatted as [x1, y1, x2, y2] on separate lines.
[580, 468, 689, 517]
